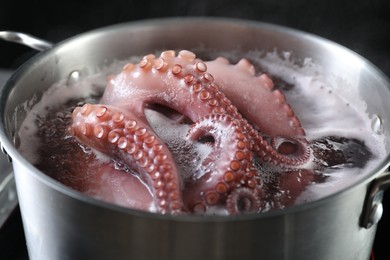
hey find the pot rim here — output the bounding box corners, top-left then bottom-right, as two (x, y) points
(1, 16), (390, 222)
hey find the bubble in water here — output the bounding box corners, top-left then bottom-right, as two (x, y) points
(67, 70), (81, 86)
(371, 114), (383, 134)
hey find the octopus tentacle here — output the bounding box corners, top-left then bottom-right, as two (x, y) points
(250, 130), (311, 167)
(68, 49), (318, 215)
(270, 169), (316, 208)
(206, 57), (305, 137)
(210, 115), (310, 168)
(70, 103), (183, 214)
(205, 57), (311, 167)
(183, 114), (259, 213)
(101, 50), (241, 124)
(226, 187), (262, 214)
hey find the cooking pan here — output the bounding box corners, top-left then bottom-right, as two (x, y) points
(0, 17), (390, 260)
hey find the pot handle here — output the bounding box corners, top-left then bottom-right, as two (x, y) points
(0, 31), (53, 51)
(361, 171), (390, 228)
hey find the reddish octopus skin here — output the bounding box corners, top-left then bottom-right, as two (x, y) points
(270, 169), (315, 209)
(70, 50), (312, 215)
(68, 162), (154, 211)
(101, 50), (239, 123)
(85, 163), (154, 211)
(70, 103), (183, 214)
(205, 57), (311, 167)
(206, 57), (305, 137)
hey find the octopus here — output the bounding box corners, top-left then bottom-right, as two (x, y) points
(67, 50), (349, 215)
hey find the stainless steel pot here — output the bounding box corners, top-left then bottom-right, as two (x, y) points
(1, 17), (390, 260)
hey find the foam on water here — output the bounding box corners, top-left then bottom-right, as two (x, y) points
(257, 52), (372, 139)
(16, 49), (388, 209)
(17, 67), (116, 164)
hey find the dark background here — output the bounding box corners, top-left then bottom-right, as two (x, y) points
(0, 0), (389, 259)
(0, 0), (389, 75)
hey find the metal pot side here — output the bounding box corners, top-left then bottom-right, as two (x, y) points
(1, 17), (390, 260)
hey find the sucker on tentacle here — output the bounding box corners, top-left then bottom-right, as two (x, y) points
(70, 103), (183, 214)
(269, 136), (311, 166)
(226, 187), (262, 214)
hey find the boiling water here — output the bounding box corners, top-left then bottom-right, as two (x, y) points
(16, 50), (387, 214)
